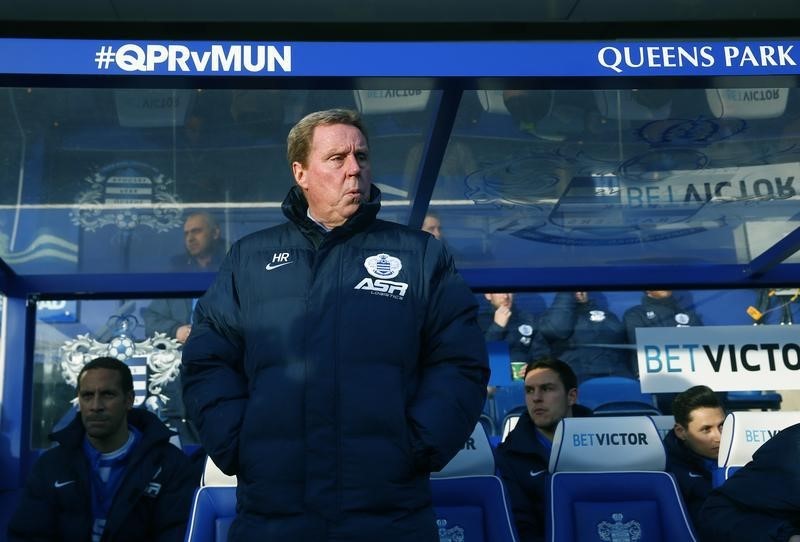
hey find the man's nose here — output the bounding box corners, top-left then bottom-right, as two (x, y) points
(344, 153), (361, 174)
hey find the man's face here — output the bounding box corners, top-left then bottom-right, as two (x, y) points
(184, 215), (220, 260)
(675, 406), (725, 459)
(422, 215), (442, 240)
(524, 368), (576, 433)
(485, 292), (514, 310)
(78, 368), (133, 450)
(646, 290), (673, 299)
(292, 123), (372, 228)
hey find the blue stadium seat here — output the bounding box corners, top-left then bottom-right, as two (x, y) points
(547, 416), (697, 542)
(489, 382), (525, 434)
(649, 414), (675, 441)
(713, 410), (800, 487)
(723, 390), (782, 411)
(578, 376), (660, 416)
(431, 422), (518, 541)
(201, 456), (237, 487)
(184, 486), (236, 542)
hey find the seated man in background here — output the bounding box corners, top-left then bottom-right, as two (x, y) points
(494, 358), (592, 542)
(421, 212), (442, 240)
(699, 422), (800, 542)
(663, 385), (725, 527)
(538, 291), (633, 384)
(479, 292), (549, 379)
(169, 211), (226, 272)
(624, 290), (702, 413)
(8, 356), (196, 542)
(623, 290), (702, 343)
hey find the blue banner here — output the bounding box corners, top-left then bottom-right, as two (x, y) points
(2, 39), (800, 77)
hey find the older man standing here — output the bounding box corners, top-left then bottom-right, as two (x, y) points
(181, 108), (489, 542)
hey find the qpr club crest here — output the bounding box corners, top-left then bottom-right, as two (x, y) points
(597, 513), (642, 542)
(70, 161), (183, 232)
(436, 519), (465, 542)
(589, 310), (607, 322)
(59, 315), (183, 412)
(364, 253), (402, 279)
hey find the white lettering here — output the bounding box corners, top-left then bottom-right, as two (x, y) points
(354, 277), (408, 298)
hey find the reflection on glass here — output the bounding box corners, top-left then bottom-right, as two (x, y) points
(0, 85), (798, 276)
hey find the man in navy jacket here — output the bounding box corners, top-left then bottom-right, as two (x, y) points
(662, 385), (725, 528)
(494, 358), (592, 542)
(8, 356), (196, 542)
(181, 109), (489, 542)
(538, 291), (632, 383)
(699, 422), (800, 542)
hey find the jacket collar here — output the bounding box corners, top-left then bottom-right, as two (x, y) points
(50, 407), (174, 452)
(282, 184), (381, 243)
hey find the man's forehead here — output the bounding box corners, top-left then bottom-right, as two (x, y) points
(79, 368), (123, 389)
(184, 216), (209, 231)
(311, 123), (367, 148)
(525, 368), (562, 387)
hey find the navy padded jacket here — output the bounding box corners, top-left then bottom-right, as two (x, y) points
(699, 423), (800, 542)
(181, 185), (489, 540)
(8, 408), (196, 542)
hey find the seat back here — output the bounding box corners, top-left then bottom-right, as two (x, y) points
(547, 416), (696, 542)
(714, 410), (800, 487)
(432, 421), (495, 478)
(501, 412), (521, 443)
(490, 381), (525, 432)
(578, 376), (660, 416)
(430, 421), (518, 541)
(649, 415), (676, 441)
(550, 415), (665, 473)
(184, 486), (237, 542)
(201, 456), (237, 487)
(486, 340), (514, 387)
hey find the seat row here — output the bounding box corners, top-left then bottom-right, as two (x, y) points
(184, 410), (800, 542)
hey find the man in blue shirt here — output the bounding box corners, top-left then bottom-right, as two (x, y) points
(8, 356), (196, 542)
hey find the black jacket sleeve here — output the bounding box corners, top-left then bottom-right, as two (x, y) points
(407, 240), (490, 472)
(181, 249), (248, 475)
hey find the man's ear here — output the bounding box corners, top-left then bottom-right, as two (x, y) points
(292, 161), (307, 189)
(567, 387), (577, 407)
(674, 423), (688, 441)
(125, 390), (135, 410)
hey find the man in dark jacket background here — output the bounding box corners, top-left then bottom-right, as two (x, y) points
(662, 384), (725, 529)
(699, 422), (800, 542)
(181, 108), (490, 542)
(623, 290), (702, 344)
(538, 291), (633, 384)
(494, 358), (592, 542)
(8, 356), (196, 542)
